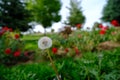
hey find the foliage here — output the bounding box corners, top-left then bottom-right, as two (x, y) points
(0, 0), (32, 31)
(0, 24), (120, 79)
(22, 26), (120, 54)
(51, 27), (119, 53)
(0, 63), (55, 80)
(0, 27), (29, 65)
(101, 0), (120, 23)
(0, 1), (120, 79)
(66, 0), (85, 27)
(0, 48), (120, 80)
(26, 0), (61, 28)
(59, 26), (73, 39)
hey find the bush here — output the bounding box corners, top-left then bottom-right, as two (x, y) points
(0, 26), (29, 66)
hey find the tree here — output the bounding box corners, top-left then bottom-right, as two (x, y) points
(27, 0), (61, 28)
(0, 0), (32, 32)
(101, 0), (120, 23)
(66, 0), (85, 27)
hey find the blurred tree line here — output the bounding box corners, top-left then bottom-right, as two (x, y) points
(0, 0), (119, 32)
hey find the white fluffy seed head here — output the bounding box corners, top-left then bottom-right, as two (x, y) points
(38, 36), (52, 50)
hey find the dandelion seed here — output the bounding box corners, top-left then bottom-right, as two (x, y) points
(38, 36), (52, 50)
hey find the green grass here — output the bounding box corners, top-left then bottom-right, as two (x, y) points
(22, 33), (60, 50)
(22, 34), (41, 40)
(22, 34), (41, 50)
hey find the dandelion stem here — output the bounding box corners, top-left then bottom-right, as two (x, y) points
(47, 50), (61, 80)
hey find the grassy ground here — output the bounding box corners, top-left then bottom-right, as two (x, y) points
(22, 34), (41, 50)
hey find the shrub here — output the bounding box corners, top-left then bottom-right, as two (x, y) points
(0, 26), (28, 66)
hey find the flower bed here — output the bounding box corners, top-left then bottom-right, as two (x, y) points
(0, 26), (34, 66)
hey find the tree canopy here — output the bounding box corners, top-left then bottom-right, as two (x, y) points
(0, 0), (32, 31)
(66, 0), (85, 27)
(27, 0), (61, 28)
(101, 0), (120, 23)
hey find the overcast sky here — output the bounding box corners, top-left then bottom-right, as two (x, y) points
(33, 0), (107, 33)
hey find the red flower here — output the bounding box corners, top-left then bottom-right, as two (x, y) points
(111, 20), (120, 26)
(24, 51), (29, 56)
(14, 34), (20, 39)
(74, 47), (79, 55)
(14, 50), (21, 57)
(99, 24), (103, 28)
(0, 27), (13, 36)
(52, 48), (58, 54)
(9, 28), (13, 32)
(101, 26), (108, 31)
(2, 26), (9, 31)
(65, 48), (69, 53)
(2, 26), (13, 32)
(0, 30), (5, 36)
(76, 24), (81, 28)
(5, 48), (11, 54)
(99, 30), (106, 35)
(99, 24), (108, 30)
